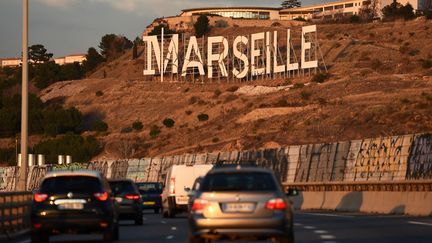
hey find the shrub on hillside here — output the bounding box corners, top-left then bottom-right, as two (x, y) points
(91, 120), (108, 132)
(194, 15), (209, 38)
(226, 86), (239, 92)
(34, 134), (101, 164)
(149, 126), (161, 138)
(121, 127), (133, 133)
(95, 90), (104, 97)
(163, 118), (175, 128)
(300, 90), (312, 100)
(213, 89), (222, 98)
(132, 121), (143, 131)
(311, 72), (330, 83)
(421, 59), (432, 69)
(197, 113), (209, 122)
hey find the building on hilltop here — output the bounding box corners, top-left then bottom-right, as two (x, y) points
(54, 54), (86, 65)
(180, 6), (281, 20)
(1, 54), (86, 68)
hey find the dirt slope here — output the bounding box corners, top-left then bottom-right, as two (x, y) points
(38, 20), (432, 159)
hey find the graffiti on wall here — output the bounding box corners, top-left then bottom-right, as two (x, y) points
(1, 133), (431, 191)
(407, 134), (432, 180)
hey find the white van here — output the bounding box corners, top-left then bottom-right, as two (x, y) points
(162, 164), (213, 217)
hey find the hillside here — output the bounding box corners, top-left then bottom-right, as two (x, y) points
(39, 20), (432, 160)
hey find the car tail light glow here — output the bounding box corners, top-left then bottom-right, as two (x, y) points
(191, 199), (208, 212)
(169, 178), (175, 194)
(266, 198), (286, 210)
(94, 192), (109, 201)
(125, 194), (140, 200)
(34, 193), (48, 203)
(160, 193), (163, 197)
(33, 223), (42, 229)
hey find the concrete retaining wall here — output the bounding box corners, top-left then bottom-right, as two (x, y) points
(1, 133), (431, 191)
(291, 191), (432, 216)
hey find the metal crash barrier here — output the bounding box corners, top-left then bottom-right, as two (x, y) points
(0, 192), (32, 240)
(283, 180), (432, 192)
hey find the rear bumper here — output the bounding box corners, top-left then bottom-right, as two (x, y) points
(31, 215), (114, 234)
(118, 204), (142, 219)
(189, 214), (292, 239)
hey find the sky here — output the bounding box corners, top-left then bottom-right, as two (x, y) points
(0, 0), (322, 58)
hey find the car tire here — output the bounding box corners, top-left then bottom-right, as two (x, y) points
(168, 208), (176, 218)
(103, 229), (116, 242)
(154, 208), (160, 214)
(277, 234), (294, 243)
(135, 212), (144, 225)
(188, 235), (206, 243)
(31, 232), (49, 243)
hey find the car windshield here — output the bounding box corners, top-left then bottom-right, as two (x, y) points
(109, 181), (136, 194)
(200, 172), (277, 192)
(40, 176), (102, 194)
(136, 183), (162, 193)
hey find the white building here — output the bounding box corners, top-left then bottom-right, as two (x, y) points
(1, 58), (22, 68)
(54, 54), (86, 65)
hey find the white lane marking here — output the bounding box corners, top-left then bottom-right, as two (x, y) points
(171, 226), (177, 230)
(408, 221), (432, 227)
(314, 230), (328, 234)
(17, 240), (30, 243)
(161, 220), (167, 224)
(294, 223), (303, 226)
(304, 212), (354, 218)
(166, 235), (174, 240)
(320, 235), (336, 239)
(304, 226), (316, 229)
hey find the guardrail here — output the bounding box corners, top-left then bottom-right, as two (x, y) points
(283, 180), (432, 192)
(0, 192), (32, 240)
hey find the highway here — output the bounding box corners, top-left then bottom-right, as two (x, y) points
(9, 210), (432, 243)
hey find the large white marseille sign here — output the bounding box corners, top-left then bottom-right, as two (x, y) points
(143, 25), (318, 79)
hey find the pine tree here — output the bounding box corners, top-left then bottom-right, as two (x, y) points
(281, 0), (301, 9)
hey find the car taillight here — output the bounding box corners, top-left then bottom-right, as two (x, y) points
(266, 198), (286, 210)
(94, 192), (109, 201)
(191, 199), (208, 212)
(34, 193), (48, 203)
(125, 194), (140, 200)
(160, 193), (163, 197)
(169, 178), (175, 194)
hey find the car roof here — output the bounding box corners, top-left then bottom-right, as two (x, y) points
(43, 170), (103, 179)
(208, 165), (273, 174)
(108, 179), (134, 183)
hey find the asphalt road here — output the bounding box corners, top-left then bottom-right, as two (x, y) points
(10, 210), (432, 243)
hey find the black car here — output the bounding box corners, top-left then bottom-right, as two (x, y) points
(136, 182), (163, 213)
(31, 170), (119, 243)
(109, 179), (143, 225)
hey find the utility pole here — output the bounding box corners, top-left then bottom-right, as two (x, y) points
(17, 0), (29, 191)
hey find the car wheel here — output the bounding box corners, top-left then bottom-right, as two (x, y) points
(103, 229), (115, 242)
(168, 208), (176, 218)
(277, 234), (294, 243)
(135, 212), (144, 225)
(31, 232), (49, 243)
(189, 235), (206, 243)
(154, 208), (160, 214)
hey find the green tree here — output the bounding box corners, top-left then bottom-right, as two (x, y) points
(32, 61), (61, 89)
(382, 1), (415, 20)
(99, 34), (133, 60)
(134, 36), (144, 45)
(194, 15), (209, 38)
(28, 44), (53, 64)
(132, 42), (138, 60)
(60, 62), (84, 80)
(148, 23), (177, 36)
(281, 0), (301, 8)
(82, 47), (105, 73)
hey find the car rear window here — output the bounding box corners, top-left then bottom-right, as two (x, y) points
(200, 172), (277, 192)
(40, 176), (103, 194)
(109, 181), (137, 194)
(136, 183), (162, 193)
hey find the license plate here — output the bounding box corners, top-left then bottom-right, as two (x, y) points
(176, 196), (188, 204)
(222, 203), (255, 213)
(58, 203), (84, 210)
(143, 201), (155, 205)
(115, 197), (123, 203)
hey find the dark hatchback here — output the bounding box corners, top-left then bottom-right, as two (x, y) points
(31, 170), (119, 243)
(136, 182), (163, 213)
(109, 179), (143, 225)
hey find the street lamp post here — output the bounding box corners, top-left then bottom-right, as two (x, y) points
(17, 0), (29, 191)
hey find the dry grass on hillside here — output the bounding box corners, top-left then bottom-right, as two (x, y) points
(29, 20), (432, 159)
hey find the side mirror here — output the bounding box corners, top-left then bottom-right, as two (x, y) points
(286, 188), (300, 197)
(184, 187), (191, 192)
